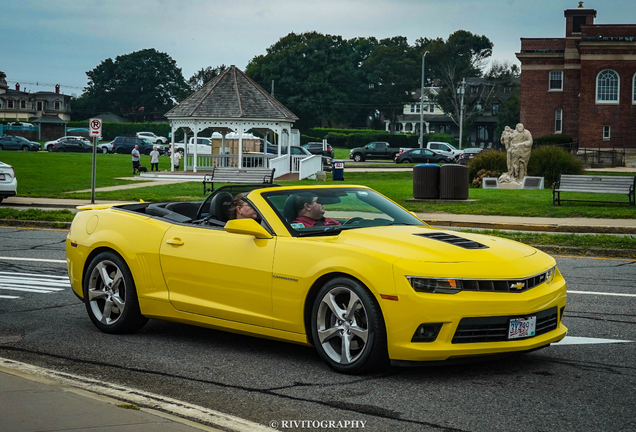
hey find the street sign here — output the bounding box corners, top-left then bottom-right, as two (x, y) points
(89, 118), (102, 137)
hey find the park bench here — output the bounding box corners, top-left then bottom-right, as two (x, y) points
(552, 174), (635, 206)
(203, 167), (276, 193)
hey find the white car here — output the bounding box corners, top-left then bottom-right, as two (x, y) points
(44, 136), (91, 152)
(426, 141), (464, 162)
(136, 132), (167, 144)
(0, 161), (17, 203)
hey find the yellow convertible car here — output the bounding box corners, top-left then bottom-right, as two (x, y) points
(66, 184), (567, 374)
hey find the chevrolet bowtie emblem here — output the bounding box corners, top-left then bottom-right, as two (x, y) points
(510, 282), (525, 290)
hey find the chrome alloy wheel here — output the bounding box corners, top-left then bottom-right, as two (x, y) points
(316, 287), (369, 365)
(87, 260), (126, 325)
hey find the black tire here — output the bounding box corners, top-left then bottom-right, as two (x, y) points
(145, 149), (152, 155)
(83, 251), (148, 334)
(47, 145), (54, 152)
(116, 148), (125, 154)
(311, 277), (388, 374)
(353, 154), (364, 162)
(403, 158), (412, 164)
(57, 147), (65, 152)
(102, 147), (108, 154)
(21, 145), (29, 151)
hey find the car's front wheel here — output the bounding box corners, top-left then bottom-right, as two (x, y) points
(311, 277), (388, 374)
(21, 145), (29, 151)
(83, 251), (148, 334)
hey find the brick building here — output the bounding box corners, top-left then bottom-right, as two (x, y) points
(516, 4), (636, 148)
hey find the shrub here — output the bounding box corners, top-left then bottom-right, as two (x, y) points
(467, 149), (507, 180)
(527, 146), (584, 187)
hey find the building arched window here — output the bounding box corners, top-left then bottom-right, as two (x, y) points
(596, 69), (619, 103)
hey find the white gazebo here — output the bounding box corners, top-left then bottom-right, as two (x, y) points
(165, 66), (300, 176)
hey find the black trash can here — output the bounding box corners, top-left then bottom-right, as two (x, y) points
(332, 160), (345, 181)
(413, 164), (440, 199)
(439, 164), (469, 200)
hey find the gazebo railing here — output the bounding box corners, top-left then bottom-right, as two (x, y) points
(184, 153), (277, 171)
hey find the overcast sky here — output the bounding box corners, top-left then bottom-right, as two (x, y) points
(1, 0), (633, 95)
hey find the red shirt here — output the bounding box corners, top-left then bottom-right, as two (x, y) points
(292, 216), (341, 227)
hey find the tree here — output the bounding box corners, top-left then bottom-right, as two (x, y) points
(246, 32), (362, 130)
(84, 48), (188, 121)
(362, 37), (419, 133)
(187, 65), (227, 93)
(495, 93), (520, 139)
(417, 31), (494, 142)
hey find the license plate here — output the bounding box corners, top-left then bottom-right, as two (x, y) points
(0, 174), (5, 180)
(508, 316), (536, 339)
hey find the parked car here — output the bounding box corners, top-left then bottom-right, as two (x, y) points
(349, 141), (400, 162)
(45, 136), (91, 152)
(0, 135), (41, 151)
(66, 184), (567, 374)
(425, 141), (463, 162)
(97, 141), (114, 154)
(111, 136), (154, 155)
(136, 132), (167, 144)
(302, 142), (335, 158)
(394, 148), (451, 164)
(458, 148), (483, 165)
(0, 161), (17, 203)
(49, 137), (93, 153)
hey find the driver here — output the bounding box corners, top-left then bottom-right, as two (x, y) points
(230, 192), (259, 220)
(292, 195), (341, 227)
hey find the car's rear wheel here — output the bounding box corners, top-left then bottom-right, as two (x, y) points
(311, 277), (388, 374)
(102, 147), (108, 154)
(353, 154), (364, 162)
(57, 147), (65, 152)
(83, 251), (148, 334)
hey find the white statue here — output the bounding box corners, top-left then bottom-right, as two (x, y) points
(499, 123), (532, 184)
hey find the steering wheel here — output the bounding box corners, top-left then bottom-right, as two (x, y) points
(343, 217), (364, 225)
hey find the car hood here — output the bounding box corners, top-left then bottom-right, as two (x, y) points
(331, 225), (537, 265)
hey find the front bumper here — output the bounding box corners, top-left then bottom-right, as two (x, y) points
(381, 272), (568, 362)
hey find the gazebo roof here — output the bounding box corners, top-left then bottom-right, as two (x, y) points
(166, 65), (298, 121)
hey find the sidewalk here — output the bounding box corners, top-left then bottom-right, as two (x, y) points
(0, 363), (222, 432)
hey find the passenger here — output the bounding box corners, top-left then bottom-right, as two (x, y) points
(292, 195), (341, 227)
(230, 193), (259, 220)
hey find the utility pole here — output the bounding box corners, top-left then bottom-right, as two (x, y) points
(458, 77), (466, 150)
(419, 51), (429, 148)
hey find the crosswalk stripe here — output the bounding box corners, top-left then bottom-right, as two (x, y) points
(0, 272), (71, 298)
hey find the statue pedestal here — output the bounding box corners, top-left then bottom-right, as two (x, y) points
(498, 181), (521, 190)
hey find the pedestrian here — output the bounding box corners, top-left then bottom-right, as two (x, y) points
(131, 145), (140, 175)
(150, 146), (160, 171)
(172, 149), (182, 171)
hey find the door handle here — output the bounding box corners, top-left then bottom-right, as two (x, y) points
(166, 238), (185, 246)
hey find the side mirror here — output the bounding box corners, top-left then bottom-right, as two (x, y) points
(224, 218), (273, 239)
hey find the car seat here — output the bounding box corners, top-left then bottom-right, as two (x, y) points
(208, 192), (233, 222)
(282, 195), (298, 223)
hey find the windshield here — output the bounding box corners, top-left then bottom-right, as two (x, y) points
(262, 188), (425, 237)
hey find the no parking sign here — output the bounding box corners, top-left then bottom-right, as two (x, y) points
(89, 118), (102, 137)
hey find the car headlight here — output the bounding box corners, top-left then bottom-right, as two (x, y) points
(545, 266), (557, 284)
(407, 277), (461, 294)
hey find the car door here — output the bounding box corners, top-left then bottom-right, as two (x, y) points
(7, 137), (19, 150)
(159, 224), (276, 327)
(65, 139), (80, 152)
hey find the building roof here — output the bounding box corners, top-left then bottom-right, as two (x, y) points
(32, 115), (67, 124)
(87, 112), (130, 123)
(166, 65), (298, 121)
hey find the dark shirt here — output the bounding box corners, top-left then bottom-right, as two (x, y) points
(292, 215), (341, 227)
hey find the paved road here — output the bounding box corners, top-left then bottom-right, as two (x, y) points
(0, 227), (634, 431)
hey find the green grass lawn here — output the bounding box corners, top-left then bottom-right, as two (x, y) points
(1, 151), (634, 220)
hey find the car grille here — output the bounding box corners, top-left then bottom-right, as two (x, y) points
(458, 269), (554, 293)
(452, 307), (558, 344)
(415, 232), (488, 249)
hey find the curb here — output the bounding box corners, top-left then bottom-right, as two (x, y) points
(0, 219), (71, 229)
